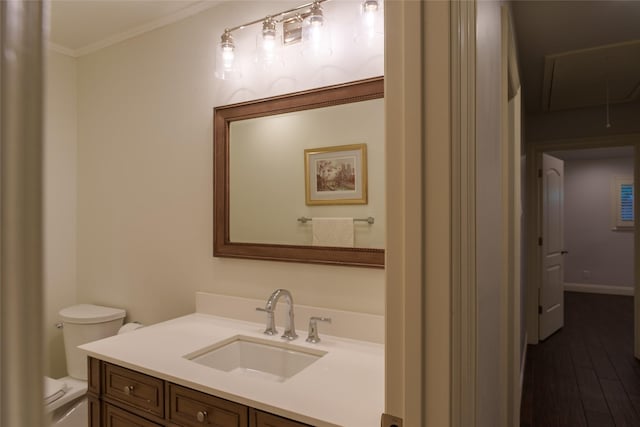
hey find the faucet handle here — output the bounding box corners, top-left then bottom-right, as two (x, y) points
(256, 307), (277, 335)
(306, 316), (332, 343)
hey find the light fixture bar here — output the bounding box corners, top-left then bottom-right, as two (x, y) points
(223, 0), (328, 34)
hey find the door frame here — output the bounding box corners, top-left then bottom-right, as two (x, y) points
(525, 134), (640, 358)
(502, 7), (523, 427)
(0, 1), (46, 426)
(386, 1), (525, 426)
(384, 0), (427, 425)
(384, 0), (454, 425)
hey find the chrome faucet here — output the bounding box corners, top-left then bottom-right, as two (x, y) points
(306, 316), (331, 343)
(256, 289), (298, 340)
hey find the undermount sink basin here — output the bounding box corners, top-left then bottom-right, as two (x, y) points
(184, 335), (327, 382)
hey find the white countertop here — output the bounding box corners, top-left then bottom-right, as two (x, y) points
(80, 313), (384, 427)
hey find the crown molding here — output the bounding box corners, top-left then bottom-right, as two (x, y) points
(50, 0), (220, 58)
(47, 42), (77, 57)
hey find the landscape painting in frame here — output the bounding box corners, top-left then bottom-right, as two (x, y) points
(304, 144), (367, 205)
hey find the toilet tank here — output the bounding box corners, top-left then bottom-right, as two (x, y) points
(59, 304), (126, 380)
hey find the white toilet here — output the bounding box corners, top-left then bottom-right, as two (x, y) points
(44, 304), (126, 427)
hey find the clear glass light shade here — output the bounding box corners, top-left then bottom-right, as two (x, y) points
(355, 0), (384, 45)
(301, 4), (332, 57)
(254, 18), (283, 70)
(215, 32), (241, 80)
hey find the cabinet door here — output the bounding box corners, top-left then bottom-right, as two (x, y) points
(249, 409), (313, 427)
(104, 403), (163, 427)
(167, 383), (248, 427)
(88, 395), (101, 427)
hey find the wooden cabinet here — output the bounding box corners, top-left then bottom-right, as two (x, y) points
(88, 358), (314, 427)
(104, 403), (163, 427)
(249, 409), (311, 427)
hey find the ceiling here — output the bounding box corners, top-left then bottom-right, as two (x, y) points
(48, 1), (640, 112)
(49, 0), (220, 56)
(511, 1), (640, 114)
(550, 146), (634, 161)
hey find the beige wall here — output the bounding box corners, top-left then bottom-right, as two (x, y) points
(74, 1), (385, 329)
(44, 50), (78, 378)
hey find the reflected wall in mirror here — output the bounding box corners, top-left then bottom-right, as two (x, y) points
(214, 77), (384, 267)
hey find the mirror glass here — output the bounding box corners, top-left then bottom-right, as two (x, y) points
(214, 77), (384, 267)
(229, 98), (384, 248)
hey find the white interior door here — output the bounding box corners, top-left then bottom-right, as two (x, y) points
(539, 153), (565, 340)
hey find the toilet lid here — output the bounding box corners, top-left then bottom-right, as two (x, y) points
(59, 304), (125, 324)
(44, 377), (66, 406)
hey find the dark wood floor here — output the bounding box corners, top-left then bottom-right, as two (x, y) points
(521, 291), (640, 427)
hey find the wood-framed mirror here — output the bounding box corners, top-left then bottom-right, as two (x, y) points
(213, 77), (384, 268)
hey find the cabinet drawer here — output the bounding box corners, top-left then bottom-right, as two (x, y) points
(250, 409), (313, 427)
(167, 383), (248, 427)
(104, 403), (163, 427)
(104, 363), (164, 417)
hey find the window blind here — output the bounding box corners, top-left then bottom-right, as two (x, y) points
(620, 183), (633, 222)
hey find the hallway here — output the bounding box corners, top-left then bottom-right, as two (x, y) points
(521, 292), (640, 426)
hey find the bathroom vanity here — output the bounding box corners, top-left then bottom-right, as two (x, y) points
(80, 293), (384, 427)
(87, 357), (310, 426)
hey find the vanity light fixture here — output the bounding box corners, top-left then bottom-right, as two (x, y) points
(214, 0), (382, 79)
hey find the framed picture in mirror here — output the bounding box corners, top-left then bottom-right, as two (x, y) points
(304, 143), (367, 205)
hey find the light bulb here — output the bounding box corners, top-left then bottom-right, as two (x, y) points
(262, 18), (277, 55)
(221, 47), (234, 70)
(355, 0), (383, 46)
(308, 24), (323, 43)
(220, 30), (235, 69)
(216, 30), (240, 80)
(302, 1), (331, 56)
(362, 0), (379, 14)
(306, 2), (325, 30)
(363, 1), (378, 28)
(255, 17), (282, 69)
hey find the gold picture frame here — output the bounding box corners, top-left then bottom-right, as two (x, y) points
(304, 143), (368, 205)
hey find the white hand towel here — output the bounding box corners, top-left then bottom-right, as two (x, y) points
(312, 217), (354, 247)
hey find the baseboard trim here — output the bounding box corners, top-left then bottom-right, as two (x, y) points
(564, 282), (635, 296)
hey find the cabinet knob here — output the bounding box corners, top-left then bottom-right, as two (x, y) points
(123, 385), (134, 395)
(196, 410), (208, 422)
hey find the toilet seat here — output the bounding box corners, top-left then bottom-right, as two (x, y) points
(44, 376), (88, 413)
(44, 377), (66, 406)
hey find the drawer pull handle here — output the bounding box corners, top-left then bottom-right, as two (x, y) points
(123, 385), (134, 395)
(196, 410), (208, 422)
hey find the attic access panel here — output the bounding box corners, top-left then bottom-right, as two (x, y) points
(542, 40), (640, 112)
